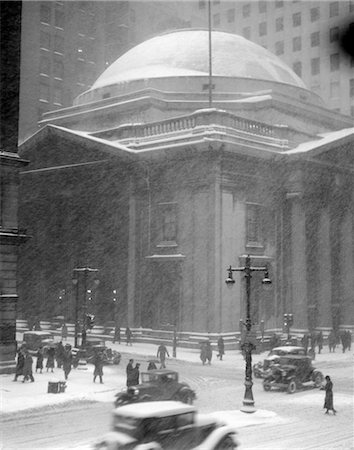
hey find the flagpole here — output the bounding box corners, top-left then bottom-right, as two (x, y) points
(208, 0), (213, 108)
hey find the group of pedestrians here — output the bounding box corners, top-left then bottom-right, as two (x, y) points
(200, 335), (225, 365)
(112, 326), (133, 345)
(126, 358), (140, 387)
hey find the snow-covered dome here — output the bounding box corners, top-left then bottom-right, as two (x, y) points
(76, 29), (314, 106)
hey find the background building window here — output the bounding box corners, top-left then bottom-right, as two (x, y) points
(329, 2), (339, 17)
(311, 57), (320, 75)
(275, 41), (284, 55)
(311, 31), (320, 47)
(293, 12), (301, 27)
(39, 83), (50, 102)
(292, 36), (301, 51)
(259, 22), (267, 36)
(53, 85), (63, 104)
(275, 0), (283, 7)
(40, 4), (51, 24)
(54, 34), (64, 53)
(40, 31), (51, 50)
(330, 53), (340, 71)
(329, 27), (339, 42)
(158, 203), (177, 243)
(76, 60), (86, 84)
(275, 17), (284, 32)
(40, 55), (50, 75)
(242, 3), (251, 17)
(243, 27), (251, 39)
(199, 0), (206, 9)
(293, 61), (302, 77)
(53, 59), (64, 79)
(227, 8), (235, 23)
(310, 7), (320, 22)
(259, 1), (267, 13)
(213, 13), (220, 26)
(350, 79), (354, 97)
(246, 204), (262, 245)
(54, 6), (64, 28)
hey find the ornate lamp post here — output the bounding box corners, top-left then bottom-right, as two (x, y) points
(225, 254), (271, 413)
(72, 267), (99, 348)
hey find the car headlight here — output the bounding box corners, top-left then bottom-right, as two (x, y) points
(134, 389), (139, 395)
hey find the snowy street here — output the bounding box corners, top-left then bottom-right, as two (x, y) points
(1, 339), (353, 449)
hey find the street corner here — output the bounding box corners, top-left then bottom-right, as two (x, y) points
(209, 408), (286, 429)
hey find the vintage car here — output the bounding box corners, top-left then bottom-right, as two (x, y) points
(22, 331), (54, 351)
(262, 355), (324, 394)
(253, 346), (306, 378)
(114, 369), (196, 408)
(95, 401), (238, 450)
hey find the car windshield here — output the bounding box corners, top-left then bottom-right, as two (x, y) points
(113, 415), (141, 437)
(141, 372), (159, 383)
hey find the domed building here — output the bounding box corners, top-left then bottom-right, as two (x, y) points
(19, 30), (354, 337)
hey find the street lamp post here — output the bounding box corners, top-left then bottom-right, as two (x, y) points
(225, 254), (271, 413)
(72, 267), (99, 348)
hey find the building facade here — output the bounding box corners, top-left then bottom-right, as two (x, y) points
(18, 30), (354, 334)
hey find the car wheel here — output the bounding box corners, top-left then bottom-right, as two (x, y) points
(263, 381), (271, 391)
(287, 380), (297, 394)
(216, 435), (236, 450)
(180, 392), (194, 404)
(313, 372), (323, 387)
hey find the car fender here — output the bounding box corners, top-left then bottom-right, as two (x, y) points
(135, 442), (162, 450)
(192, 425), (238, 449)
(177, 385), (196, 398)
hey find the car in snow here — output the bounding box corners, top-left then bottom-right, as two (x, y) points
(22, 331), (54, 351)
(94, 401), (238, 450)
(114, 369), (196, 408)
(253, 346), (306, 378)
(262, 354), (323, 394)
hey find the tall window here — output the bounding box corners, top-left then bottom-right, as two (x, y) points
(54, 34), (64, 53)
(259, 22), (267, 36)
(53, 85), (63, 105)
(40, 3), (51, 24)
(158, 203), (177, 243)
(39, 83), (50, 102)
(198, 0), (206, 9)
(40, 55), (50, 75)
(40, 31), (51, 50)
(275, 17), (284, 32)
(227, 8), (235, 23)
(311, 57), (320, 75)
(246, 204), (262, 245)
(330, 53), (340, 71)
(53, 58), (64, 79)
(311, 31), (320, 47)
(293, 12), (301, 27)
(275, 0), (283, 7)
(242, 3), (251, 17)
(54, 5), (64, 28)
(310, 7), (320, 22)
(259, 1), (266, 13)
(292, 36), (301, 52)
(329, 27), (339, 43)
(275, 41), (284, 55)
(329, 2), (339, 17)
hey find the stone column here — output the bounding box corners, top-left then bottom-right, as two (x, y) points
(127, 177), (136, 326)
(317, 208), (332, 327)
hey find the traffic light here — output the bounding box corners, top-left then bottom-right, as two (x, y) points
(283, 313), (294, 327)
(85, 314), (95, 329)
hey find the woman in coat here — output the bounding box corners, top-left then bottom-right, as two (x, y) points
(22, 351), (35, 382)
(62, 344), (73, 380)
(93, 351), (105, 384)
(46, 346), (55, 372)
(217, 336), (225, 360)
(36, 346), (44, 373)
(13, 349), (25, 381)
(322, 375), (336, 414)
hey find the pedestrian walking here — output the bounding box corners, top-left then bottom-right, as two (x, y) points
(200, 341), (207, 365)
(346, 330), (352, 351)
(92, 351), (105, 384)
(22, 351), (35, 382)
(328, 330), (336, 353)
(206, 340), (212, 365)
(301, 333), (309, 354)
(113, 325), (121, 344)
(317, 331), (323, 354)
(56, 341), (65, 368)
(46, 346), (55, 372)
(13, 348), (25, 381)
(125, 327), (132, 346)
(321, 375), (336, 415)
(35, 346), (44, 373)
(61, 323), (68, 341)
(62, 343), (73, 380)
(132, 363), (140, 385)
(217, 335), (225, 360)
(157, 343), (170, 369)
(126, 358), (134, 387)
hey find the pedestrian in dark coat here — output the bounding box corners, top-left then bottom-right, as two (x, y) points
(328, 330), (336, 353)
(13, 349), (25, 381)
(346, 330), (352, 351)
(126, 359), (134, 387)
(200, 342), (207, 365)
(36, 346), (44, 373)
(301, 334), (309, 354)
(125, 327), (132, 346)
(113, 326), (121, 344)
(217, 336), (225, 360)
(317, 331), (323, 354)
(61, 323), (68, 341)
(22, 351), (35, 382)
(93, 351), (105, 383)
(157, 343), (170, 369)
(56, 341), (65, 368)
(46, 347), (55, 372)
(321, 375), (336, 414)
(62, 344), (73, 380)
(205, 341), (212, 365)
(131, 363), (140, 385)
